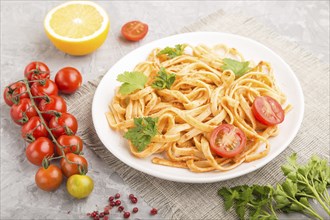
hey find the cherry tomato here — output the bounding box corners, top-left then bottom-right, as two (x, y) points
(252, 96), (285, 126)
(38, 95), (67, 121)
(31, 79), (58, 103)
(48, 113), (78, 138)
(21, 116), (48, 142)
(56, 135), (83, 156)
(3, 81), (29, 106)
(55, 67), (82, 94)
(210, 124), (246, 158)
(26, 137), (55, 166)
(24, 61), (50, 81)
(66, 174), (94, 199)
(121, 21), (148, 42)
(60, 153), (88, 178)
(35, 164), (63, 191)
(10, 98), (37, 125)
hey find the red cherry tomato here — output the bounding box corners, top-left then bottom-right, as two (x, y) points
(3, 81), (29, 106)
(252, 96), (285, 126)
(38, 95), (67, 121)
(56, 135), (83, 156)
(55, 67), (82, 94)
(24, 61), (50, 81)
(121, 21), (148, 42)
(10, 98), (37, 125)
(26, 137), (55, 166)
(35, 164), (63, 191)
(60, 153), (88, 178)
(48, 113), (78, 138)
(31, 79), (58, 103)
(210, 124), (246, 158)
(21, 116), (48, 142)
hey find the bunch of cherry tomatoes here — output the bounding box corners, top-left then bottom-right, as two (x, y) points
(3, 61), (93, 199)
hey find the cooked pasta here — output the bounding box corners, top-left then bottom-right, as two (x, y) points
(106, 44), (291, 172)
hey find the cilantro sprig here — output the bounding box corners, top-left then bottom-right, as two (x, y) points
(218, 153), (330, 220)
(124, 117), (158, 152)
(221, 58), (251, 78)
(151, 67), (176, 90)
(117, 71), (147, 95)
(157, 44), (186, 59)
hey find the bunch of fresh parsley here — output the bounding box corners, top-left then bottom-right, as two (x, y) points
(151, 67), (176, 90)
(218, 153), (330, 220)
(157, 44), (186, 59)
(124, 117), (158, 152)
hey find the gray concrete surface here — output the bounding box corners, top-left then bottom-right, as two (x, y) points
(1, 1), (329, 219)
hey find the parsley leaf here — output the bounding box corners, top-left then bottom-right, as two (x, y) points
(123, 117), (158, 152)
(219, 185), (276, 220)
(157, 44), (186, 59)
(117, 71), (147, 95)
(151, 67), (176, 90)
(221, 58), (251, 78)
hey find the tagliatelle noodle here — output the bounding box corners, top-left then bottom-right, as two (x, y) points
(106, 44), (291, 172)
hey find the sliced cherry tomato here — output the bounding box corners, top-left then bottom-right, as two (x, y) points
(60, 153), (88, 178)
(21, 116), (48, 142)
(10, 98), (37, 125)
(66, 174), (94, 199)
(121, 21), (148, 42)
(26, 137), (55, 166)
(3, 81), (29, 106)
(252, 96), (285, 126)
(38, 95), (67, 121)
(31, 79), (58, 103)
(24, 61), (50, 81)
(210, 124), (246, 158)
(56, 135), (83, 156)
(55, 67), (82, 94)
(48, 113), (78, 138)
(35, 164), (63, 191)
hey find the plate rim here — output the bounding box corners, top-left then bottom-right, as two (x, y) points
(92, 31), (304, 183)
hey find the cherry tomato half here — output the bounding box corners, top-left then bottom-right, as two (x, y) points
(21, 116), (48, 142)
(49, 113), (78, 138)
(121, 21), (148, 42)
(66, 174), (94, 199)
(38, 95), (67, 121)
(210, 124), (246, 158)
(35, 164), (63, 192)
(3, 81), (29, 106)
(56, 135), (83, 156)
(60, 153), (88, 178)
(31, 79), (58, 103)
(26, 137), (55, 166)
(10, 98), (37, 125)
(24, 61), (50, 81)
(55, 67), (82, 94)
(252, 96), (285, 126)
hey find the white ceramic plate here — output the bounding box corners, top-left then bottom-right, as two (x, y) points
(92, 32), (304, 183)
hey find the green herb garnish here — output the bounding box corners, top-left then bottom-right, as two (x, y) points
(221, 58), (251, 78)
(124, 117), (158, 152)
(218, 153), (330, 220)
(151, 67), (176, 90)
(117, 71), (147, 95)
(157, 44), (186, 59)
(218, 185), (277, 220)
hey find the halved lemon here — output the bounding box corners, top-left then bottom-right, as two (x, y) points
(44, 1), (110, 56)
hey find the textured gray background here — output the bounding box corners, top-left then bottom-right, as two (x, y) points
(1, 1), (329, 219)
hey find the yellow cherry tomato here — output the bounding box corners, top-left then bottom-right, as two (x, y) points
(66, 174), (94, 199)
